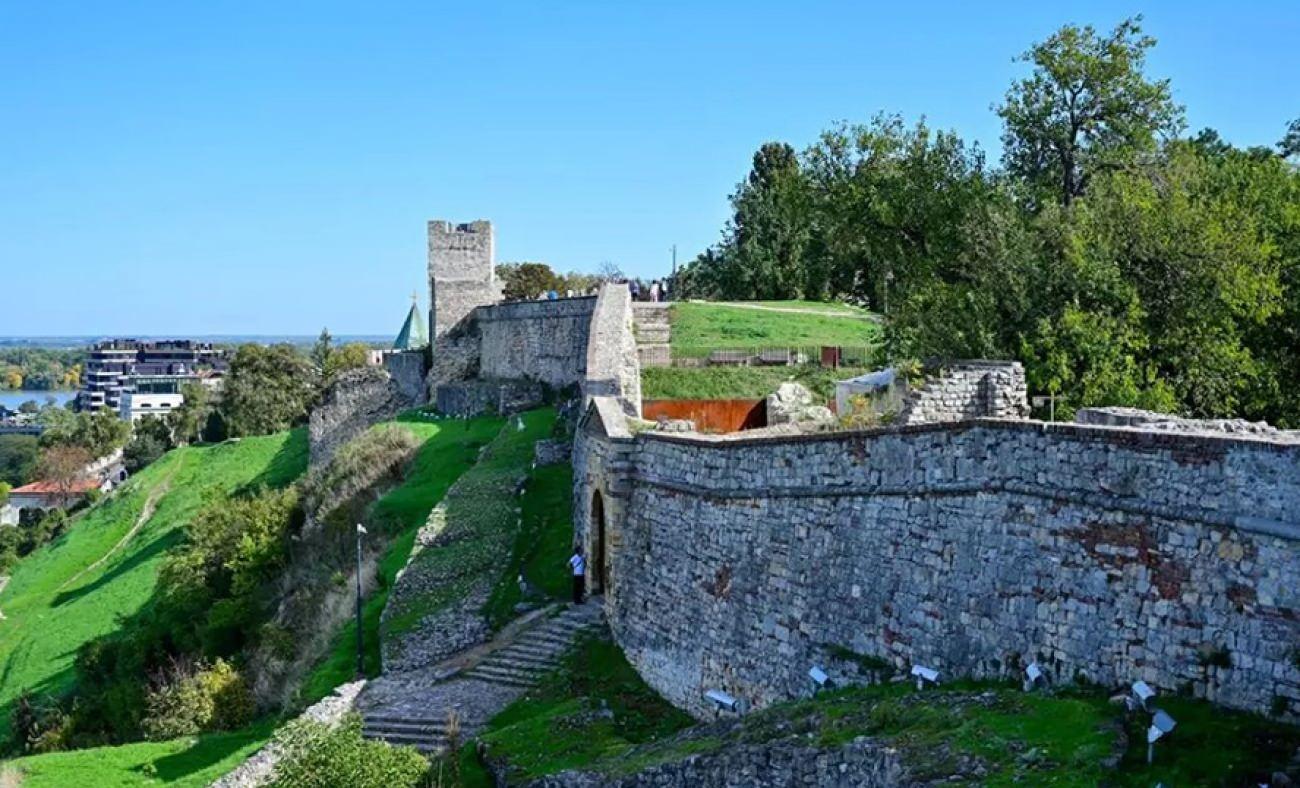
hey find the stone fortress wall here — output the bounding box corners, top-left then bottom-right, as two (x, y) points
(574, 396), (1300, 721)
(428, 220), (502, 340)
(476, 296), (598, 387)
(425, 219), (642, 418)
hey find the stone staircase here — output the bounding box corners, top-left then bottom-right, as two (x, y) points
(632, 302), (672, 368)
(463, 602), (604, 688)
(359, 602), (605, 754)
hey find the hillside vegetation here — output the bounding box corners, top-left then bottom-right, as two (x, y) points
(0, 431), (307, 742)
(464, 643), (1300, 786)
(6, 719), (277, 788)
(382, 408), (559, 660)
(299, 412), (505, 703)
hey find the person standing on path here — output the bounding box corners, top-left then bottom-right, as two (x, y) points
(569, 546), (586, 605)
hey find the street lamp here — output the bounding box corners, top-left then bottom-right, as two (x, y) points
(356, 523), (367, 679)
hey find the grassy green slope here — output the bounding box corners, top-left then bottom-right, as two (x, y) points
(0, 431), (307, 740)
(7, 718), (277, 788)
(669, 301), (880, 359)
(469, 657), (1300, 787)
(298, 412), (505, 704)
(382, 408), (556, 641)
(483, 458), (575, 626)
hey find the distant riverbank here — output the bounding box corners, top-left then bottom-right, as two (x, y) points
(0, 390), (75, 410)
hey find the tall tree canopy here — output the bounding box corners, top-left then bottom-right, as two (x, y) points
(221, 344), (318, 437)
(674, 18), (1300, 426)
(997, 16), (1183, 207)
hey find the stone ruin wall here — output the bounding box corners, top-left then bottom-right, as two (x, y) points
(575, 404), (1300, 720)
(382, 349), (428, 403)
(896, 360), (1029, 424)
(308, 366), (420, 467)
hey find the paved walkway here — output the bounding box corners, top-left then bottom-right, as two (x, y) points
(711, 301), (881, 321)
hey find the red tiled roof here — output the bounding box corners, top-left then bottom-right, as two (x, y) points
(10, 478), (100, 496)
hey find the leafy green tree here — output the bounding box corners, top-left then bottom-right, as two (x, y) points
(221, 344), (319, 437)
(0, 435), (39, 486)
(38, 409), (129, 458)
(498, 262), (563, 300)
(805, 116), (995, 311)
(1072, 143), (1283, 416)
(310, 328), (333, 375)
(1280, 118), (1300, 159)
(157, 487), (299, 655)
(168, 381), (211, 445)
(723, 142), (813, 300)
(324, 343), (372, 381)
(0, 480), (10, 506)
(124, 417), (174, 473)
(997, 16), (1183, 207)
(35, 445), (93, 508)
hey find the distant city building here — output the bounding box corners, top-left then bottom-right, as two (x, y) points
(78, 339), (226, 416)
(119, 391), (185, 422)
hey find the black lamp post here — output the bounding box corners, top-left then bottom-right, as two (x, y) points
(355, 522), (367, 679)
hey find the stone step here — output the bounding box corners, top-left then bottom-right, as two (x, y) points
(516, 634), (573, 651)
(362, 729), (447, 752)
(362, 719), (450, 735)
(635, 327), (670, 337)
(487, 650), (560, 668)
(464, 670), (536, 689)
(362, 714), (451, 728)
(477, 657), (551, 676)
(468, 662), (545, 681)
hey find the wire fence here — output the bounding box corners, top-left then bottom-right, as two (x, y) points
(673, 345), (883, 369)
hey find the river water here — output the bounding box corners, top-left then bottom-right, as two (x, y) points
(0, 390), (75, 410)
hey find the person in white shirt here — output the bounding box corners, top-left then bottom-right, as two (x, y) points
(569, 546), (586, 605)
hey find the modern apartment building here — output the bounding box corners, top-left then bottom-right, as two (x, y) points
(78, 339), (226, 415)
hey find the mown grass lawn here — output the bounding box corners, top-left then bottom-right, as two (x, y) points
(297, 412), (505, 705)
(669, 301), (880, 359)
(7, 718), (277, 787)
(641, 364), (873, 400)
(0, 431), (307, 743)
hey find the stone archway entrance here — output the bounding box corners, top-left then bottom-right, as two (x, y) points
(591, 490), (608, 594)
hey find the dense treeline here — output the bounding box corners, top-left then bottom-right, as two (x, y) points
(0, 348), (83, 390)
(675, 18), (1300, 425)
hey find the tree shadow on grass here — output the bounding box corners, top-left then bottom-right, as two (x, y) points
(235, 428), (309, 496)
(139, 719), (275, 784)
(50, 530), (182, 608)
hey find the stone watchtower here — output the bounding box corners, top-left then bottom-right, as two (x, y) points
(428, 220), (500, 339)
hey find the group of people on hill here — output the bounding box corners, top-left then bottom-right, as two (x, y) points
(627, 278), (668, 302)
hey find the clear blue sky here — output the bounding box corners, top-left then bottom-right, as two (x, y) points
(2, 1), (1296, 336)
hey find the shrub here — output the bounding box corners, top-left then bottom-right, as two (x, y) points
(8, 691), (74, 754)
(124, 416), (173, 473)
(269, 714), (429, 788)
(300, 424), (419, 524)
(141, 659), (254, 740)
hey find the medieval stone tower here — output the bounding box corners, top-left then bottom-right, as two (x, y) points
(427, 220), (500, 339)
